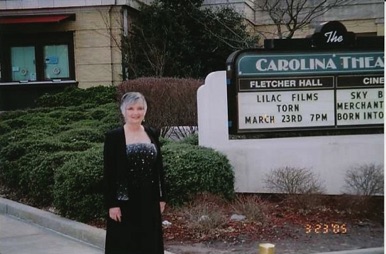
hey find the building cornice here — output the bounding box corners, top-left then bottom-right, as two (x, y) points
(0, 0), (153, 11)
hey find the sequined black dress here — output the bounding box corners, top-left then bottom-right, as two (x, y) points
(104, 127), (166, 254)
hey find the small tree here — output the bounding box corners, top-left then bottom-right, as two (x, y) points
(256, 0), (352, 39)
(344, 164), (384, 196)
(123, 0), (259, 79)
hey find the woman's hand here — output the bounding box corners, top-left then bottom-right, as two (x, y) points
(109, 207), (122, 222)
(160, 201), (166, 213)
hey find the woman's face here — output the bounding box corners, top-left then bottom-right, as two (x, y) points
(124, 100), (146, 125)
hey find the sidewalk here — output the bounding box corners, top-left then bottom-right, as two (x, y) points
(0, 197), (383, 254)
(0, 214), (102, 254)
(0, 197), (174, 254)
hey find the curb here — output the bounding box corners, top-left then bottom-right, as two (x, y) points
(314, 248), (384, 254)
(0, 197), (174, 254)
(0, 197), (105, 249)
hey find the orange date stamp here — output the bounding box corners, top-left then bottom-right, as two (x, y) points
(305, 223), (347, 234)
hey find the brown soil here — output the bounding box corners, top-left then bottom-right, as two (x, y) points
(162, 194), (384, 254)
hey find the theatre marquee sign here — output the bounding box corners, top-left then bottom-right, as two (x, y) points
(238, 51), (383, 129)
(226, 23), (384, 137)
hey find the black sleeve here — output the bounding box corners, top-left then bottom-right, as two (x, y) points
(103, 132), (120, 209)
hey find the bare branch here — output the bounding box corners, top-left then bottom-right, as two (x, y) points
(344, 164), (384, 196)
(264, 166), (325, 194)
(257, 0), (353, 38)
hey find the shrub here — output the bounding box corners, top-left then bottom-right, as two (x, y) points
(0, 97), (121, 214)
(36, 86), (118, 107)
(58, 127), (105, 143)
(1, 117), (27, 130)
(18, 113), (62, 131)
(0, 150), (50, 201)
(343, 163), (384, 196)
(231, 195), (268, 223)
(91, 103), (122, 133)
(0, 141), (27, 161)
(89, 102), (119, 121)
(162, 142), (235, 205)
(264, 166), (325, 195)
(0, 137), (51, 196)
(182, 195), (227, 235)
(53, 145), (104, 222)
(0, 136), (89, 206)
(0, 109), (26, 120)
(264, 166), (325, 209)
(46, 108), (93, 123)
(0, 159), (25, 195)
(26, 151), (75, 207)
(0, 122), (11, 135)
(178, 133), (199, 146)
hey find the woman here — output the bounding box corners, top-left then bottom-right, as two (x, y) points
(103, 92), (166, 254)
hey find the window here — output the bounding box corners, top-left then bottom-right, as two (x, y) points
(1, 32), (75, 83)
(11, 46), (36, 81)
(44, 45), (70, 80)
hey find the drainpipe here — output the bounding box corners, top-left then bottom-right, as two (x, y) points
(108, 3), (115, 86)
(122, 7), (128, 80)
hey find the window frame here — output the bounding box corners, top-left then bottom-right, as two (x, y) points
(0, 31), (75, 83)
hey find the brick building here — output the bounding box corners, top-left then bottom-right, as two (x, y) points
(0, 0), (148, 109)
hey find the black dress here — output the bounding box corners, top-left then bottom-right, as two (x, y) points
(104, 127), (166, 254)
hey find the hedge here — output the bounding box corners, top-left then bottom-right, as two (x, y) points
(53, 145), (105, 221)
(162, 142), (234, 206)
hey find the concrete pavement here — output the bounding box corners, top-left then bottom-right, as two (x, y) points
(0, 214), (102, 254)
(0, 197), (383, 254)
(0, 197), (174, 254)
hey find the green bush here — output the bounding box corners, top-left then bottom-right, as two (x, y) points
(0, 93), (120, 212)
(19, 114), (62, 130)
(50, 139), (235, 222)
(46, 108), (93, 123)
(0, 159), (24, 194)
(1, 142), (35, 198)
(1, 118), (27, 130)
(58, 127), (104, 143)
(26, 151), (75, 207)
(36, 86), (118, 107)
(53, 145), (105, 222)
(0, 135), (90, 206)
(162, 142), (235, 206)
(0, 110), (26, 120)
(0, 150), (49, 200)
(0, 122), (11, 135)
(179, 133), (199, 146)
(0, 141), (27, 161)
